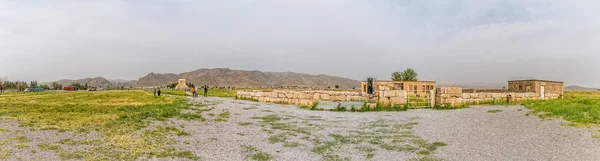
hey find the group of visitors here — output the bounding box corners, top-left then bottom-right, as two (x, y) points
(153, 87), (161, 97)
(151, 85), (209, 98)
(191, 85), (208, 98)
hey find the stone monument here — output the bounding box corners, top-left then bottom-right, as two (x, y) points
(175, 79), (189, 89)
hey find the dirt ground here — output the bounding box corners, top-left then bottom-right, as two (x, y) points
(2, 96), (600, 161)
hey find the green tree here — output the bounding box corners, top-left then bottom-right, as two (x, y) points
(72, 83), (83, 89)
(391, 68), (418, 81)
(39, 85), (50, 90)
(16, 81), (28, 91)
(391, 72), (403, 81)
(30, 81), (38, 88)
(51, 82), (62, 90)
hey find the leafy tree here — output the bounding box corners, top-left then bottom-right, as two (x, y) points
(186, 83), (195, 88)
(335, 85), (340, 89)
(391, 68), (418, 81)
(51, 82), (62, 90)
(391, 72), (403, 81)
(39, 85), (50, 90)
(30, 81), (38, 87)
(16, 81), (28, 91)
(166, 83), (177, 89)
(72, 83), (83, 89)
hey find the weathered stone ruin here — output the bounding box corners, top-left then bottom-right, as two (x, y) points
(237, 79), (564, 108)
(175, 79), (189, 90)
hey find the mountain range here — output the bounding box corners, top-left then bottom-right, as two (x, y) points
(41, 77), (137, 88)
(135, 68), (360, 88)
(42, 68), (361, 88)
(564, 85), (599, 91)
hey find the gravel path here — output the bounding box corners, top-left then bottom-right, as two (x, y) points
(177, 97), (600, 161)
(412, 105), (600, 161)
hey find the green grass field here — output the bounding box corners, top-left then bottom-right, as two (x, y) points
(522, 91), (600, 126)
(0, 90), (202, 160)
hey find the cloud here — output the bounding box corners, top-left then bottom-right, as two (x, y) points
(0, 0), (598, 87)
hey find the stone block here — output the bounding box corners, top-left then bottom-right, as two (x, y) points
(390, 96), (403, 105)
(297, 93), (307, 99)
(321, 94), (330, 100)
(378, 97), (390, 105)
(463, 93), (470, 99)
(516, 93), (524, 98)
(382, 90), (397, 97)
(491, 93), (501, 98)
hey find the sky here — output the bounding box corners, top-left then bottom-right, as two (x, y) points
(0, 0), (599, 87)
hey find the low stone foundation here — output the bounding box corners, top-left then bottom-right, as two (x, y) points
(236, 90), (368, 106)
(237, 89), (435, 108)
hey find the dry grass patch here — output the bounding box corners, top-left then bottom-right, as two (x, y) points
(0, 91), (201, 160)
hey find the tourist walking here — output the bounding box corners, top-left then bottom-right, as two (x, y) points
(157, 88), (161, 96)
(153, 87), (157, 96)
(195, 86), (199, 97)
(191, 87), (196, 98)
(203, 85), (208, 97)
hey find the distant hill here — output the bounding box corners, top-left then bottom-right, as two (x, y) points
(134, 68), (361, 88)
(42, 77), (137, 88)
(565, 85), (598, 91)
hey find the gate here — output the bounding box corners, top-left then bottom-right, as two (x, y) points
(406, 92), (432, 108)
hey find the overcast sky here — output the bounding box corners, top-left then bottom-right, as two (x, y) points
(1, 0), (599, 87)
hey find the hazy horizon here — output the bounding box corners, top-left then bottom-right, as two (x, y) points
(1, 0), (599, 87)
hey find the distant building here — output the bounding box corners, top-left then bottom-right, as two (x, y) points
(175, 79), (189, 90)
(360, 80), (436, 95)
(508, 79), (564, 98)
(64, 86), (76, 91)
(25, 88), (44, 92)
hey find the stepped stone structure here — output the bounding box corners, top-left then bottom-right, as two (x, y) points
(175, 79), (189, 90)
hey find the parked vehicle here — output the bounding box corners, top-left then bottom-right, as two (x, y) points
(24, 88), (44, 92)
(64, 86), (76, 91)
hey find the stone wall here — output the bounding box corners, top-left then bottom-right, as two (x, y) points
(239, 86), (561, 108)
(236, 89), (430, 107)
(463, 89), (510, 93)
(461, 92), (538, 104)
(436, 87), (463, 106)
(436, 86), (561, 106)
(376, 90), (408, 106)
(236, 90), (369, 106)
